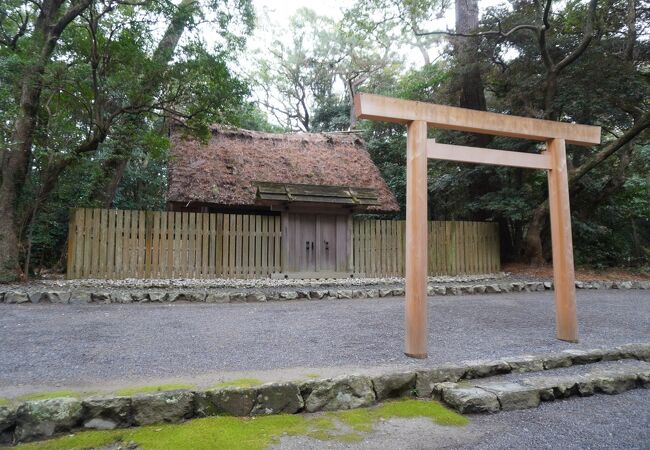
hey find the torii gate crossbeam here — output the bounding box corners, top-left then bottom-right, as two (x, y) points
(354, 93), (601, 359)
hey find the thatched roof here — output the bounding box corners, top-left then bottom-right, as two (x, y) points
(167, 126), (400, 212)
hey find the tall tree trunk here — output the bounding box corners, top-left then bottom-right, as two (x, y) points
(454, 0), (486, 112)
(453, 0), (490, 147)
(0, 0), (76, 278)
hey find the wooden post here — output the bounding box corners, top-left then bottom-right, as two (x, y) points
(546, 138), (578, 342)
(405, 121), (428, 358)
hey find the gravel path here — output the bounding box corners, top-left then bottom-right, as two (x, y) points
(274, 389), (650, 449)
(0, 290), (648, 396)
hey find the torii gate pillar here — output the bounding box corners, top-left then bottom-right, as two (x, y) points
(404, 121), (429, 358)
(355, 93), (601, 358)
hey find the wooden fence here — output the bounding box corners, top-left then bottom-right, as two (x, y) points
(352, 220), (500, 277)
(67, 208), (500, 279)
(67, 209), (281, 279)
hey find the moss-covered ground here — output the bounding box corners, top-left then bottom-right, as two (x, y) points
(210, 378), (263, 389)
(15, 399), (468, 450)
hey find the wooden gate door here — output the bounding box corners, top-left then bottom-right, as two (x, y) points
(294, 214), (317, 272)
(316, 215), (337, 271)
(285, 212), (350, 274)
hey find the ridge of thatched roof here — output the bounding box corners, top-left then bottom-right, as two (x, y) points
(166, 125), (399, 212)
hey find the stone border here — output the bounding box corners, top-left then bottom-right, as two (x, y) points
(1, 280), (648, 305)
(1, 343), (648, 444)
(435, 360), (650, 413)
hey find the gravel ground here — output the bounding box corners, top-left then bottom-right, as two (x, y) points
(0, 290), (648, 396)
(1, 273), (512, 296)
(273, 389), (650, 449)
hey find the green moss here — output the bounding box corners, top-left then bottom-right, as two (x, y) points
(114, 384), (195, 397)
(16, 399), (466, 450)
(210, 378), (263, 389)
(305, 373), (320, 379)
(17, 390), (85, 402)
(0, 398), (10, 406)
(369, 398), (469, 426)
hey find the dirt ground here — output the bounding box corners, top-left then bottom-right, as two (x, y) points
(502, 262), (650, 281)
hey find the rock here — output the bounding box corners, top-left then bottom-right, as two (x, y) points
(432, 286), (446, 295)
(543, 281), (553, 290)
(473, 285), (486, 294)
(562, 349), (603, 365)
(617, 343), (650, 361)
(427, 286), (434, 295)
(510, 282), (525, 292)
(540, 353), (573, 369)
(230, 293), (246, 303)
(172, 292), (206, 302)
(132, 391), (194, 425)
(485, 284), (501, 294)
(378, 288), (393, 297)
(245, 292), (266, 302)
(524, 282), (543, 292)
(518, 378), (556, 401)
(460, 285), (474, 295)
(462, 359), (511, 379)
(365, 289), (379, 298)
(503, 355), (544, 373)
(206, 293), (230, 303)
(591, 369), (639, 394)
(29, 292), (71, 304)
(523, 376), (578, 399)
(352, 290), (366, 299)
(440, 385), (500, 413)
(15, 398), (83, 442)
(446, 286), (460, 296)
(415, 365), (466, 397)
(575, 281), (584, 289)
(5, 291), (29, 304)
(0, 292), (4, 303)
(129, 292), (149, 303)
(111, 292), (132, 304)
(296, 290), (310, 299)
(279, 291), (299, 300)
(69, 293), (91, 304)
(309, 290), (327, 300)
(82, 396), (132, 430)
(0, 405), (16, 444)
(498, 283), (511, 293)
(372, 372), (416, 400)
(336, 290), (352, 299)
(91, 292), (111, 303)
(152, 292), (170, 302)
(303, 375), (376, 412)
(250, 383), (303, 415)
(199, 387), (257, 416)
(391, 288), (405, 296)
(476, 382), (540, 411)
(618, 281), (633, 289)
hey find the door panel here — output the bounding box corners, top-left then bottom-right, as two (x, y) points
(317, 215), (337, 271)
(286, 212), (350, 273)
(290, 213), (316, 272)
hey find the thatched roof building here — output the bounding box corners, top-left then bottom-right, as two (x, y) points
(167, 125), (399, 213)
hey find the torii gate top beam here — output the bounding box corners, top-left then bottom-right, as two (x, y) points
(354, 93), (601, 146)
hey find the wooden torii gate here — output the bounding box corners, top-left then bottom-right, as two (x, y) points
(354, 93), (601, 359)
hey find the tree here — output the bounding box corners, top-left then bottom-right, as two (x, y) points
(0, 0), (254, 279)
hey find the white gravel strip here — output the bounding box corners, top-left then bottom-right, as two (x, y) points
(9, 272), (508, 290)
